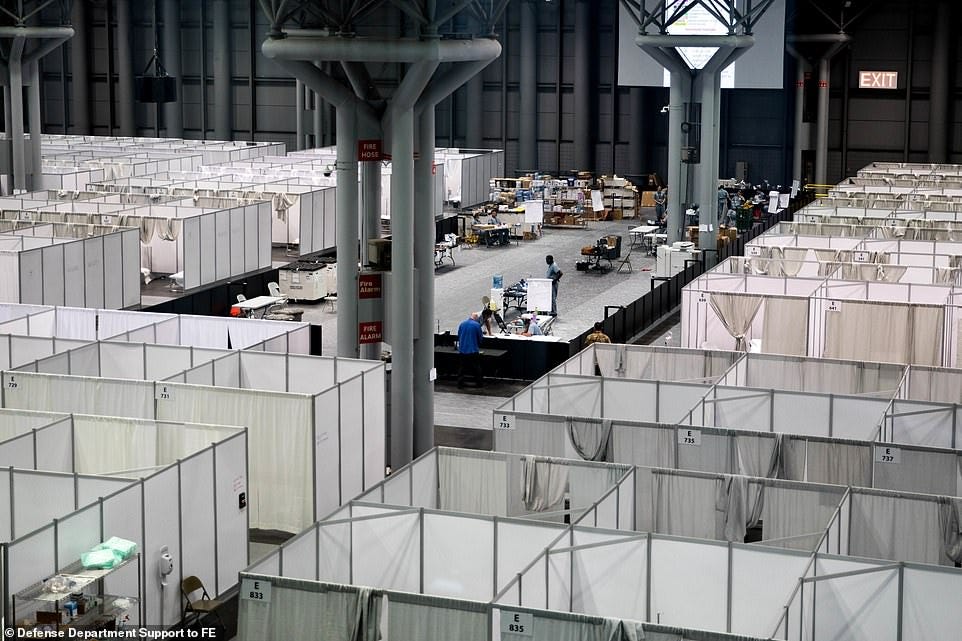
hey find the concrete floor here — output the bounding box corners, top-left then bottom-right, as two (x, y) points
(291, 216), (661, 355)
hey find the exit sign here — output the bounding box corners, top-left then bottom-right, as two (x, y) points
(859, 71), (898, 89)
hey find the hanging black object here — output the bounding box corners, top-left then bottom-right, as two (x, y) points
(136, 49), (177, 103)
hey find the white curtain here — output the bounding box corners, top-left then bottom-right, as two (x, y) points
(761, 297), (809, 356)
(438, 450), (507, 516)
(388, 596), (487, 641)
(568, 464), (626, 516)
(783, 438), (872, 487)
(849, 492), (944, 564)
(155, 385), (313, 532)
(155, 218), (183, 241)
(761, 485), (845, 550)
(72, 415), (155, 474)
(521, 456), (569, 512)
(781, 248), (808, 277)
(708, 293), (764, 351)
(654, 472), (720, 540)
(180, 317), (230, 349)
(824, 301), (944, 366)
(611, 425), (674, 469)
(239, 584), (359, 641)
(272, 193), (299, 223)
(157, 423), (238, 465)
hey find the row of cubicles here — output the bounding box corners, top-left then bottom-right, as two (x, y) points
(0, 303), (388, 629)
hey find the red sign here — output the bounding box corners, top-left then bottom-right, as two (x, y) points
(359, 321), (383, 344)
(358, 140), (383, 161)
(359, 273), (383, 299)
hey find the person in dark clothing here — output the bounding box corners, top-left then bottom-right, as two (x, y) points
(457, 311), (484, 388)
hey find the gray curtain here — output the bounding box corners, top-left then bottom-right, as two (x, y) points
(353, 588), (381, 641)
(521, 456), (569, 512)
(567, 418), (613, 461)
(938, 498), (962, 564)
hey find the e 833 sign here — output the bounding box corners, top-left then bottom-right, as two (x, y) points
(241, 578), (272, 603)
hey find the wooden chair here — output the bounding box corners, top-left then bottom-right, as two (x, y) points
(182, 575), (223, 625)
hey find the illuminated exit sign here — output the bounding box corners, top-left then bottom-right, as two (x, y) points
(859, 71), (898, 89)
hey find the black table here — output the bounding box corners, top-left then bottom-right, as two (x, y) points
(434, 346), (509, 378)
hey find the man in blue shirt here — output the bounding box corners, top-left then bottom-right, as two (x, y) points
(457, 311), (484, 388)
(545, 255), (562, 315)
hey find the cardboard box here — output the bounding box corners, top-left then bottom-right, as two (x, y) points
(611, 209), (623, 220)
(641, 191), (657, 207)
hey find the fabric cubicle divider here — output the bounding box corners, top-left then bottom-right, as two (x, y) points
(1, 371), (155, 418)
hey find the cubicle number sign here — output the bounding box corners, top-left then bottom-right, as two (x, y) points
(677, 428), (701, 446)
(826, 300), (841, 313)
(495, 414), (515, 430)
(5, 374), (18, 391)
(853, 251), (870, 263)
(500, 611), (533, 637)
(155, 384), (174, 401)
(875, 446), (901, 464)
(241, 578), (272, 603)
(747, 246), (762, 257)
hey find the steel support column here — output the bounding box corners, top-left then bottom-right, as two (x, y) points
(666, 72), (689, 244)
(791, 57), (810, 183)
(573, 0), (593, 170)
(70, 0), (90, 134)
(696, 67), (722, 256)
(9, 37), (25, 192)
(115, 0), (136, 136)
(213, 0), (231, 139)
(295, 79), (304, 150)
(927, 0), (951, 163)
(359, 159), (381, 362)
(336, 107), (360, 360)
(464, 75), (483, 148)
(413, 108), (436, 454)
(389, 107), (415, 466)
(628, 88), (646, 177)
(162, 0), (183, 138)
(519, 0), (537, 171)
(27, 62), (42, 190)
(815, 57), (830, 184)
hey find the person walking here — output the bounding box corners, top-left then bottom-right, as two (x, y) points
(545, 255), (563, 316)
(456, 311), (484, 388)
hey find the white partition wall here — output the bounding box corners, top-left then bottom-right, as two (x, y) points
(0, 226), (141, 308)
(0, 418), (247, 628)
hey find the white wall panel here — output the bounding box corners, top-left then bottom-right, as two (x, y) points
(103, 233), (123, 309)
(650, 537), (728, 630)
(214, 434), (249, 595)
(83, 236), (105, 308)
(41, 245), (65, 306)
(63, 242), (85, 307)
(314, 389), (340, 518)
(179, 450), (216, 601)
(142, 466), (181, 626)
(122, 228), (140, 308)
(215, 209), (230, 281)
(200, 213), (216, 285)
(19, 250), (43, 305)
(351, 510), (419, 592)
(35, 417), (74, 473)
(730, 546), (810, 637)
(423, 513), (493, 600)
(571, 532), (646, 620)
